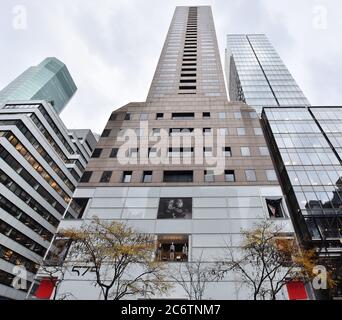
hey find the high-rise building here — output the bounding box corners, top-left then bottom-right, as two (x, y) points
(35, 6), (298, 300)
(226, 34), (310, 113)
(0, 62), (96, 300)
(226, 35), (342, 299)
(261, 107), (342, 299)
(0, 58), (77, 115)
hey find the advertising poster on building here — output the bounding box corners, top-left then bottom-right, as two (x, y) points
(157, 198), (192, 219)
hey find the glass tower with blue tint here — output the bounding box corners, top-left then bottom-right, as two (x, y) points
(226, 34), (310, 113)
(262, 107), (342, 299)
(0, 57), (77, 114)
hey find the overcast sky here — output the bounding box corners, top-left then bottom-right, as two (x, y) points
(0, 0), (341, 134)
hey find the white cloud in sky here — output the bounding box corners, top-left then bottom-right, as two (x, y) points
(0, 0), (341, 134)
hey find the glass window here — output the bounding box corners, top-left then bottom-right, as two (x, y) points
(203, 112), (211, 119)
(135, 128), (144, 136)
(296, 171), (310, 185)
(140, 113), (148, 120)
(219, 128), (229, 136)
(237, 128), (246, 136)
(223, 147), (232, 157)
(156, 113), (164, 120)
(259, 146), (270, 156)
(225, 170), (235, 182)
(204, 147), (213, 157)
(152, 128), (161, 136)
(254, 127), (263, 136)
(124, 113), (131, 120)
(100, 171), (112, 183)
(218, 112), (226, 119)
(122, 171), (132, 183)
(307, 171), (320, 185)
(128, 148), (139, 158)
(204, 170), (215, 182)
(149, 148), (157, 158)
(234, 112), (242, 119)
(172, 113), (195, 120)
(142, 171), (153, 183)
(80, 171), (92, 183)
(91, 148), (102, 158)
(155, 235), (189, 262)
(266, 170), (277, 181)
(241, 147), (251, 157)
(245, 170), (257, 181)
(109, 113), (117, 121)
(110, 148), (118, 158)
(203, 128), (212, 135)
(163, 171), (193, 183)
(101, 129), (111, 138)
(266, 198), (285, 218)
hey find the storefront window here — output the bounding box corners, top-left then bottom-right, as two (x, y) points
(155, 235), (189, 262)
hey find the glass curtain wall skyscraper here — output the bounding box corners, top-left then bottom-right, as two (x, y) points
(0, 57), (77, 115)
(262, 107), (342, 299)
(226, 35), (342, 298)
(226, 34), (310, 113)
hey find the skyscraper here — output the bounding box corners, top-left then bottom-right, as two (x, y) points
(0, 57), (96, 300)
(0, 57), (77, 115)
(261, 107), (342, 299)
(226, 34), (310, 113)
(226, 35), (342, 298)
(35, 6), (298, 300)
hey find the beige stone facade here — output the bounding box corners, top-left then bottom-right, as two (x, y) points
(80, 98), (278, 188)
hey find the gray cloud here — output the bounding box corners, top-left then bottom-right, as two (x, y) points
(0, 0), (341, 134)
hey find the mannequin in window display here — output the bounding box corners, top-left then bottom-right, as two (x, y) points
(156, 243), (162, 261)
(169, 242), (175, 261)
(182, 243), (188, 261)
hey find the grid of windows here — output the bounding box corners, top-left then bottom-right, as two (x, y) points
(0, 170), (59, 227)
(0, 195), (53, 242)
(0, 269), (32, 292)
(0, 131), (75, 193)
(0, 220), (46, 257)
(227, 34), (310, 113)
(262, 107), (342, 244)
(0, 146), (66, 214)
(0, 244), (38, 274)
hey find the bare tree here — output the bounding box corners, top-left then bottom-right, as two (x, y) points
(169, 252), (222, 300)
(219, 221), (330, 300)
(60, 218), (171, 300)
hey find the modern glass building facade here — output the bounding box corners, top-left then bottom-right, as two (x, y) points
(226, 34), (310, 113)
(0, 58), (77, 115)
(262, 107), (342, 298)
